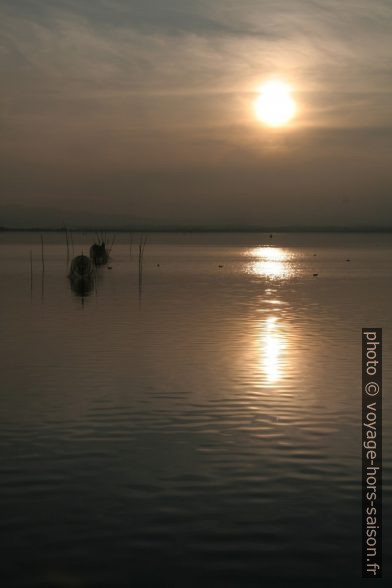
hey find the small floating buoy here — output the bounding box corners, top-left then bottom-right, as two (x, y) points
(346, 259), (350, 262)
(313, 273), (318, 277)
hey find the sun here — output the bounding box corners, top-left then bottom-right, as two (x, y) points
(254, 81), (296, 127)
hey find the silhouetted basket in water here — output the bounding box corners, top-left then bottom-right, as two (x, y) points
(68, 255), (95, 297)
(69, 255), (94, 279)
(89, 243), (109, 266)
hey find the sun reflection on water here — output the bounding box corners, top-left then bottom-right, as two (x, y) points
(260, 315), (287, 384)
(246, 247), (296, 280)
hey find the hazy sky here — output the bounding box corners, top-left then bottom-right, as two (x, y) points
(1, 0), (392, 228)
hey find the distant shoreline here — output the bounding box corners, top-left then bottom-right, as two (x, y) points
(1, 226), (392, 234)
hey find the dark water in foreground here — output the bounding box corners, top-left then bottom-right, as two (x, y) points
(0, 232), (391, 587)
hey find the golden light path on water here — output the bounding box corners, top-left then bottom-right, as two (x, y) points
(244, 247), (298, 386)
(246, 246), (297, 280)
(261, 315), (287, 384)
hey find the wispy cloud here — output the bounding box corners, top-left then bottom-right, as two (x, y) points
(1, 0), (392, 226)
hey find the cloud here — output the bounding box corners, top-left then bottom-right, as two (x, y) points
(1, 0), (392, 226)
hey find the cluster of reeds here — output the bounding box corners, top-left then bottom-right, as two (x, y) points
(95, 230), (116, 255)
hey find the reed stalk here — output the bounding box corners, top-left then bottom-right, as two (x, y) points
(65, 227), (70, 260)
(40, 234), (45, 273)
(129, 232), (133, 258)
(138, 233), (148, 299)
(30, 250), (33, 297)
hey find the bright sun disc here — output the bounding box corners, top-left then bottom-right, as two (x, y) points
(255, 81), (296, 127)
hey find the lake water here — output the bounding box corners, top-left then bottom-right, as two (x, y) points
(1, 231), (391, 587)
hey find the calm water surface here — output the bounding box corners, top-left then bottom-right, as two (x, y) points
(0, 232), (391, 587)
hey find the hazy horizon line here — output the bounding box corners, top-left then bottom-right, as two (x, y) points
(1, 225), (392, 234)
